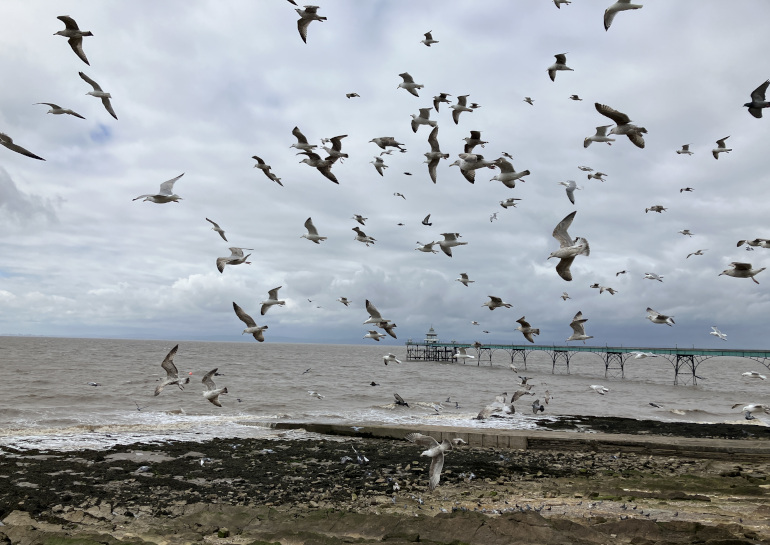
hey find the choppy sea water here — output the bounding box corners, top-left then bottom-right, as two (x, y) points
(0, 337), (767, 451)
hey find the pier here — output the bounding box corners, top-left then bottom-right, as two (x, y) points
(404, 340), (770, 385)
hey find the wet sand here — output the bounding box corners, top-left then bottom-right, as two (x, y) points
(1, 416), (768, 545)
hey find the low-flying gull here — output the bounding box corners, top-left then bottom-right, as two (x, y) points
(643, 272), (663, 282)
(54, 15), (93, 65)
(438, 232), (467, 257)
(595, 102), (647, 148)
(710, 326), (727, 341)
(260, 286), (285, 315)
(364, 330), (386, 341)
(153, 345), (190, 396)
(590, 384), (609, 395)
(584, 125), (615, 147)
(744, 79), (770, 118)
(133, 173), (184, 203)
(549, 211), (589, 282)
(0, 132), (45, 161)
(433, 92), (452, 112)
(712, 136), (731, 160)
(216, 247), (252, 273)
(394, 393), (409, 407)
(719, 262), (766, 284)
(397, 72), (424, 97)
(532, 399), (545, 414)
(202, 368), (228, 407)
(456, 273), (474, 286)
(308, 390), (325, 399)
(676, 144), (694, 155)
(515, 317), (540, 343)
(450, 95), (473, 124)
(301, 217), (327, 243)
(233, 302), (268, 342)
(547, 53), (573, 82)
(646, 308), (675, 326)
(352, 226), (376, 246)
(483, 296), (512, 311)
(558, 180), (581, 204)
(383, 353), (402, 365)
(731, 403), (770, 420)
(631, 351), (658, 359)
(604, 1), (643, 31)
(405, 433), (466, 491)
(35, 102), (85, 119)
(79, 72), (117, 120)
(252, 155), (283, 186)
(741, 371), (766, 380)
(296, 5), (326, 43)
(421, 30), (438, 46)
(454, 347), (475, 362)
(490, 157), (530, 188)
(205, 218), (227, 241)
(566, 311), (593, 343)
(415, 241), (438, 253)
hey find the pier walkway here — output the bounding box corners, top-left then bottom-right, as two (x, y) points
(405, 341), (770, 385)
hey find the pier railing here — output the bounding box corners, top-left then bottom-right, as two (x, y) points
(404, 341), (770, 385)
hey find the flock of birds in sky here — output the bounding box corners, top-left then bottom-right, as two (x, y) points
(5, 3), (770, 463)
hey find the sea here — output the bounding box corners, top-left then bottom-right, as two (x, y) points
(1, 337), (768, 452)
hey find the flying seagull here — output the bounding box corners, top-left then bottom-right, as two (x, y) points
(566, 311), (593, 343)
(298, 150), (338, 183)
(676, 144), (694, 155)
(394, 393), (409, 407)
(595, 102), (646, 148)
(383, 353), (402, 365)
(741, 372), (766, 380)
(290, 126), (317, 152)
(569, 94), (582, 101)
(54, 15), (93, 65)
(719, 262), (766, 284)
(482, 296), (512, 311)
(260, 286), (286, 315)
(415, 241), (438, 253)
(433, 92), (452, 112)
(337, 297), (351, 306)
(352, 226), (376, 246)
(296, 5), (326, 43)
(462, 130), (488, 154)
(364, 330), (386, 341)
(252, 155), (283, 186)
(370, 136), (406, 152)
(604, 1), (643, 31)
(712, 136), (732, 159)
(490, 157), (529, 188)
(456, 273), (474, 286)
(500, 198), (522, 209)
(201, 368), (228, 407)
(523, 97), (534, 105)
(301, 217), (327, 244)
(584, 125), (615, 147)
(363, 299), (390, 326)
(233, 302), (268, 342)
(450, 95), (473, 124)
(743, 79), (770, 118)
(205, 218), (227, 241)
(153, 345), (190, 396)
(370, 156), (388, 176)
(421, 30), (438, 46)
(731, 403), (770, 420)
(558, 180), (581, 204)
(133, 173), (184, 203)
(0, 132), (45, 161)
(79, 72), (117, 120)
(646, 308), (675, 326)
(397, 72), (424, 97)
(404, 432), (466, 491)
(710, 326), (727, 341)
(421, 213), (432, 226)
(35, 102), (86, 119)
(515, 317), (540, 343)
(643, 272), (664, 282)
(216, 247), (253, 273)
(590, 384), (609, 395)
(547, 53), (573, 81)
(438, 232), (467, 257)
(345, 92), (360, 98)
(549, 211), (589, 281)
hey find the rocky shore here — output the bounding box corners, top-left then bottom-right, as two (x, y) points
(1, 418), (769, 544)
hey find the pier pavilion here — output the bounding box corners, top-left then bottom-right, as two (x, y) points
(404, 340), (770, 385)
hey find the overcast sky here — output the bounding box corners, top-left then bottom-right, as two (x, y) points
(2, 1), (770, 348)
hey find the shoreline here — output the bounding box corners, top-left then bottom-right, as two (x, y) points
(1, 419), (769, 544)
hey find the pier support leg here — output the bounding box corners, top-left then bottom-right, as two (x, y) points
(552, 350), (571, 374)
(604, 351), (625, 379)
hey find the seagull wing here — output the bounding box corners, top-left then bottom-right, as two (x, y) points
(595, 102), (631, 125)
(0, 133), (45, 161)
(304, 217), (319, 236)
(78, 71), (103, 92)
(68, 36), (89, 65)
(556, 256), (576, 281)
(160, 344), (180, 378)
(202, 368), (217, 390)
(405, 432), (440, 448)
(158, 173), (184, 195)
(292, 126), (310, 144)
(552, 211), (576, 247)
(233, 302), (257, 328)
(427, 452), (445, 490)
(366, 299), (383, 321)
(751, 80), (769, 102)
(399, 72), (415, 83)
(57, 15), (81, 30)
